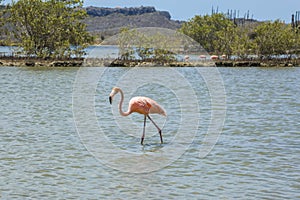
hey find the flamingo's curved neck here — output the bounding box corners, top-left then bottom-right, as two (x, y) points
(118, 89), (131, 116)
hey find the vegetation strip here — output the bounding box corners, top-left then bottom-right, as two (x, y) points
(0, 1), (299, 66)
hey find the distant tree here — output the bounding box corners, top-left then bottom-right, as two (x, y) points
(0, 0), (5, 40)
(179, 13), (237, 55)
(281, 25), (300, 58)
(233, 27), (255, 59)
(214, 22), (237, 58)
(254, 20), (295, 58)
(293, 30), (300, 56)
(118, 28), (176, 62)
(7, 0), (93, 58)
(118, 27), (136, 60)
(135, 32), (153, 60)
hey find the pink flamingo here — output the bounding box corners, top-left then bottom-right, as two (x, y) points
(210, 55), (219, 60)
(109, 87), (167, 145)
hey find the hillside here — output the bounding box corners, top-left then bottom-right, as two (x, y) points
(84, 6), (183, 42)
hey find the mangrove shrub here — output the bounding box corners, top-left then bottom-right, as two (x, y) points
(179, 13), (237, 57)
(180, 13), (300, 59)
(254, 20), (298, 58)
(7, 0), (93, 58)
(118, 28), (176, 62)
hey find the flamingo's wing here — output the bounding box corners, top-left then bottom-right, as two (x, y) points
(137, 98), (152, 112)
(144, 97), (167, 116)
(128, 97), (152, 114)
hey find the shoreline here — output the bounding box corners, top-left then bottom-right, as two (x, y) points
(0, 57), (84, 67)
(1, 56), (300, 67)
(215, 59), (300, 67)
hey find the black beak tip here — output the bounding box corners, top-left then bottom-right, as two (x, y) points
(109, 96), (112, 104)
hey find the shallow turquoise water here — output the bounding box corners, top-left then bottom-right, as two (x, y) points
(0, 66), (299, 199)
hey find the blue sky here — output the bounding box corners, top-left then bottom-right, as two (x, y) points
(2, 0), (299, 22)
(83, 0), (300, 22)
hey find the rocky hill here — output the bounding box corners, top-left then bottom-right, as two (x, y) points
(86, 6), (171, 19)
(84, 6), (183, 42)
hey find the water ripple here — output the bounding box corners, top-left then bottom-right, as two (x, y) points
(0, 67), (299, 199)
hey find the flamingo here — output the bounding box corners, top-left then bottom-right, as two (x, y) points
(184, 55), (190, 61)
(109, 87), (167, 145)
(210, 55), (219, 60)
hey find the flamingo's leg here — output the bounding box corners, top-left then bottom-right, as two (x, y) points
(141, 115), (146, 145)
(147, 115), (163, 144)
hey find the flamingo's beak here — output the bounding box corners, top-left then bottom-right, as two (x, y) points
(109, 96), (112, 104)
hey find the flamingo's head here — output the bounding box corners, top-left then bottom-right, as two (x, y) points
(109, 87), (121, 104)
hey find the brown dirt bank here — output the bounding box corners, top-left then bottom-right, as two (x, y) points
(0, 57), (84, 67)
(1, 57), (300, 67)
(215, 58), (300, 67)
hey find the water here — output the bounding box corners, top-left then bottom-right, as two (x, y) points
(0, 66), (299, 199)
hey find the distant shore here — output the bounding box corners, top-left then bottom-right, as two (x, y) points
(1, 56), (300, 67)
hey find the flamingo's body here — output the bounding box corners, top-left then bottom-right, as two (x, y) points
(109, 87), (166, 145)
